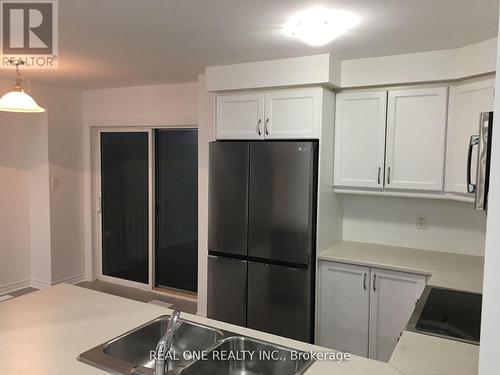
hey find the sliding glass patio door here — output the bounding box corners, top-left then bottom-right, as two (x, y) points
(100, 131), (150, 285)
(97, 128), (198, 293)
(155, 129), (198, 293)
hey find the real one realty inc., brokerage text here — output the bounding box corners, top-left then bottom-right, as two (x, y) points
(150, 349), (351, 362)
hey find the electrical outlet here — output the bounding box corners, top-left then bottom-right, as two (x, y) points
(416, 214), (427, 230)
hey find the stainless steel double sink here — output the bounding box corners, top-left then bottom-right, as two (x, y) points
(78, 315), (315, 375)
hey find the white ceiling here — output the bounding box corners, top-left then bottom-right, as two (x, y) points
(2, 0), (498, 89)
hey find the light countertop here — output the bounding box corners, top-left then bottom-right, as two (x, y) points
(0, 284), (402, 375)
(318, 240), (483, 375)
(390, 331), (479, 375)
(318, 241), (484, 293)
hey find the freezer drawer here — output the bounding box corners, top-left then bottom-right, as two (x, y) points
(247, 262), (312, 343)
(248, 141), (316, 265)
(207, 255), (247, 326)
(208, 142), (249, 256)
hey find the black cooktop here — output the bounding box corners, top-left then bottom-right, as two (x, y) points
(408, 287), (482, 344)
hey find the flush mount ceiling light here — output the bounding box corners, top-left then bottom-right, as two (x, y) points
(0, 59), (45, 113)
(284, 7), (360, 46)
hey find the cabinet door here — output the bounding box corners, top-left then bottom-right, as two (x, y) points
(216, 94), (264, 140)
(334, 91), (387, 189)
(318, 261), (370, 357)
(369, 268), (426, 362)
(445, 79), (495, 194)
(264, 88), (322, 139)
(385, 87), (448, 191)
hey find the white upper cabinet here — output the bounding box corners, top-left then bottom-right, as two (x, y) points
(334, 91), (387, 189)
(445, 78), (495, 195)
(368, 268), (426, 362)
(385, 87), (448, 192)
(216, 93), (264, 140)
(264, 88), (321, 139)
(318, 261), (370, 357)
(216, 88), (325, 140)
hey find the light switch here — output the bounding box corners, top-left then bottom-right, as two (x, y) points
(50, 177), (59, 189)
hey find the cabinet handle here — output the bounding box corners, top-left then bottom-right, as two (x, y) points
(377, 167), (381, 185)
(467, 135), (479, 193)
(387, 167), (391, 185)
(265, 118), (270, 136)
(363, 273), (367, 290)
(257, 119), (262, 136)
(373, 274), (377, 292)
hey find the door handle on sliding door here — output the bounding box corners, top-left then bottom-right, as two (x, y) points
(467, 135), (479, 193)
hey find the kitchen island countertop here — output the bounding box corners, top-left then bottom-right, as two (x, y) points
(0, 283), (402, 375)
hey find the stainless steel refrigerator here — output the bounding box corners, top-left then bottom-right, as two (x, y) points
(207, 141), (317, 343)
(468, 111), (494, 211)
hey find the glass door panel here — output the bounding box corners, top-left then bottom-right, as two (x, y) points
(155, 129), (198, 292)
(100, 132), (149, 284)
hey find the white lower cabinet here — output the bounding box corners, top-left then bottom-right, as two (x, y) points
(318, 262), (370, 357)
(368, 268), (426, 361)
(318, 261), (426, 362)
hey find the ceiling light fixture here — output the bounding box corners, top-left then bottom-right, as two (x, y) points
(0, 59), (45, 113)
(284, 7), (360, 46)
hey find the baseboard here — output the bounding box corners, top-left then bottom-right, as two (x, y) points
(30, 273), (87, 289)
(53, 273), (86, 285)
(1, 273), (87, 294)
(30, 279), (52, 289)
(0, 279), (31, 295)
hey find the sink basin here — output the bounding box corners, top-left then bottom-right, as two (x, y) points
(178, 336), (313, 375)
(78, 315), (223, 374)
(79, 315), (314, 375)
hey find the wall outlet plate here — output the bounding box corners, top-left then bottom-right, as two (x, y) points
(416, 214), (427, 229)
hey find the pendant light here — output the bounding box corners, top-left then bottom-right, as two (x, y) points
(0, 59), (45, 113)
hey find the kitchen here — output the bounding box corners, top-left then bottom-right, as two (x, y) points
(0, 1), (499, 374)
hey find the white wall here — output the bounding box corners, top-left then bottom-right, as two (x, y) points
(196, 75), (215, 316)
(0, 112), (36, 292)
(0, 78), (84, 292)
(341, 38), (497, 88)
(478, 17), (500, 375)
(342, 195), (486, 256)
(83, 82), (198, 126)
(42, 86), (85, 284)
(28, 113), (52, 287)
(82, 81), (203, 302)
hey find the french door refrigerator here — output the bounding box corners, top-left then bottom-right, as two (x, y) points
(207, 141), (318, 343)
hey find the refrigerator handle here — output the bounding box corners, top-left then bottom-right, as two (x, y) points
(467, 135), (479, 193)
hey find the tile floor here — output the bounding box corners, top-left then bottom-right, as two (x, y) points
(0, 281), (197, 315)
(77, 280), (197, 314)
